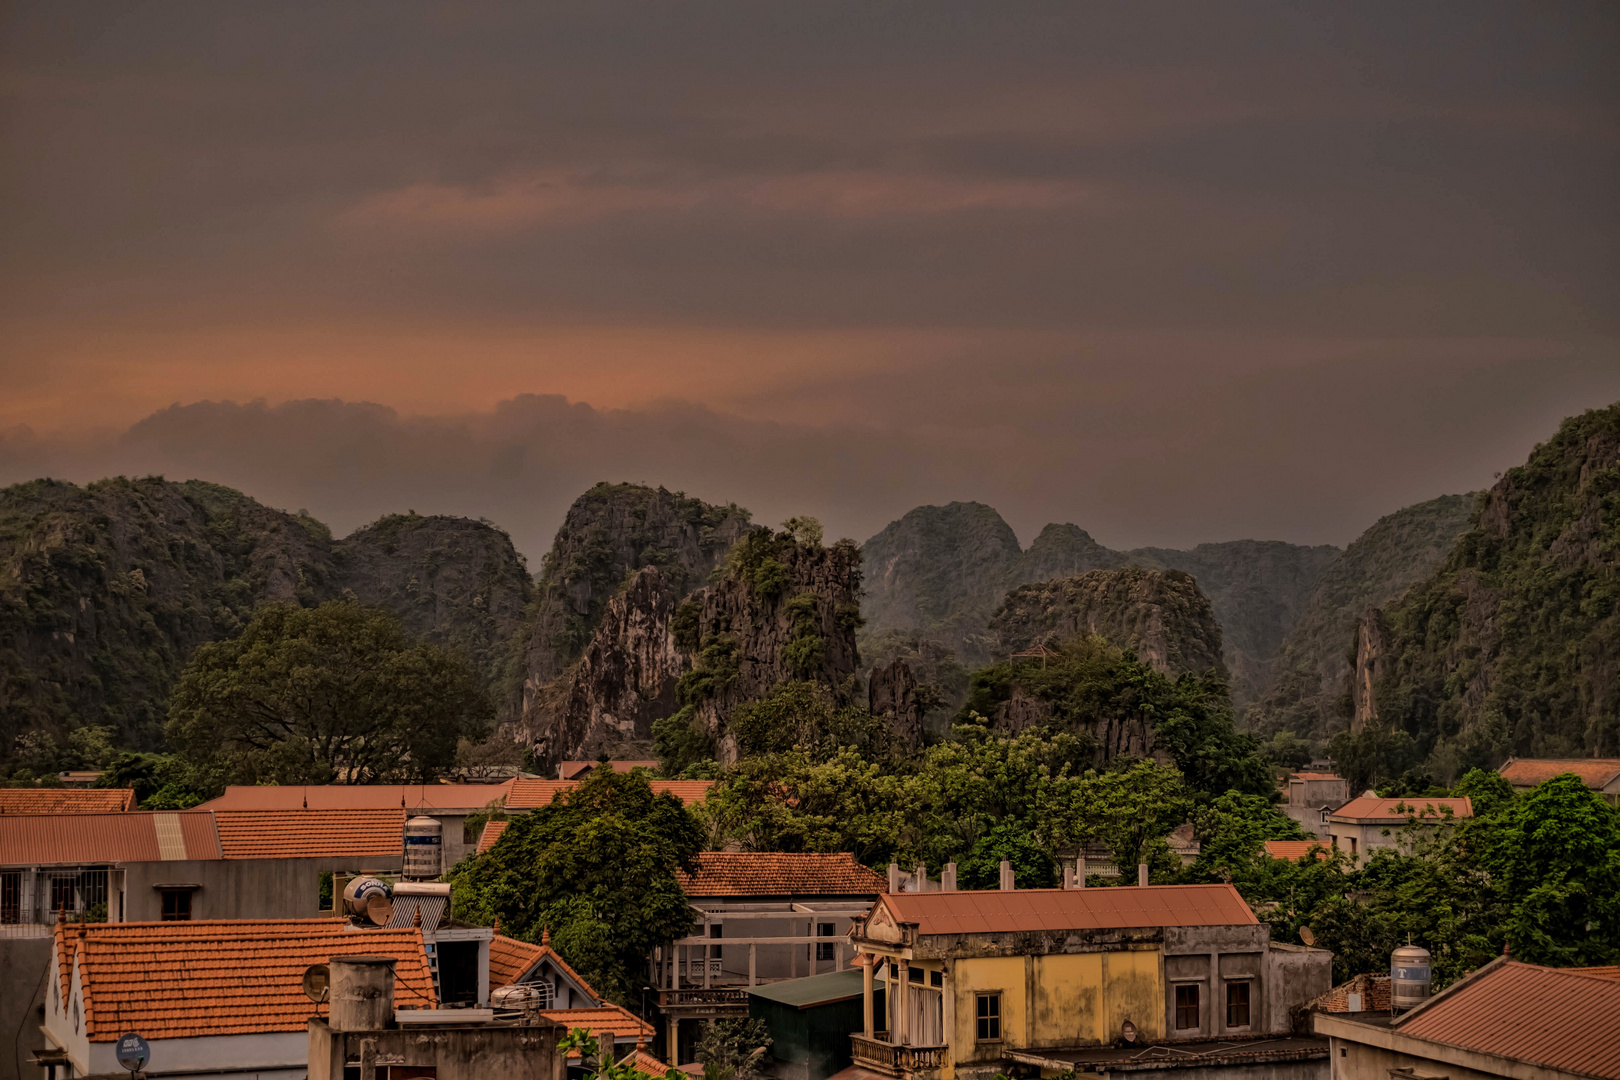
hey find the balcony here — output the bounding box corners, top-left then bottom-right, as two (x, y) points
(850, 1033), (946, 1077)
(657, 987), (749, 1016)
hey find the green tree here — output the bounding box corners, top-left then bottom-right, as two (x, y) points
(448, 769), (704, 1002)
(167, 600), (490, 785)
(1190, 792), (1306, 880)
(695, 1017), (773, 1080)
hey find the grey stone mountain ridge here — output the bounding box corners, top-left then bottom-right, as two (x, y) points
(858, 500), (1339, 708)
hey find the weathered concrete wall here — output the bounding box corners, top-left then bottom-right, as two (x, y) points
(0, 934), (53, 1080)
(120, 855), (403, 922)
(1324, 1033), (1513, 1080)
(1266, 943), (1333, 1034)
(310, 1017), (566, 1080)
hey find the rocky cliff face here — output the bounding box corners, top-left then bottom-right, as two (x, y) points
(867, 658), (923, 752)
(1247, 494), (1475, 740)
(990, 567), (1227, 678)
(1354, 404), (1620, 774)
(522, 528), (864, 766)
(860, 503), (1338, 703)
(517, 483), (751, 702)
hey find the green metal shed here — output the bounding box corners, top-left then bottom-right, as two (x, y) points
(748, 970), (882, 1080)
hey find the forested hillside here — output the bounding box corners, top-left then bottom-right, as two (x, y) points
(1347, 404), (1620, 779)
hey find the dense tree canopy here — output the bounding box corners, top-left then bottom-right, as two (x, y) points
(449, 768), (705, 1003)
(166, 599), (490, 787)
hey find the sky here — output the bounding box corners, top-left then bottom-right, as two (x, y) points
(2, 2), (1617, 560)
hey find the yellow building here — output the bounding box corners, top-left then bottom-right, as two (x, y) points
(845, 881), (1331, 1080)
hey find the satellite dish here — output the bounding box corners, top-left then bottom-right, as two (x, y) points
(1300, 926), (1317, 946)
(366, 894), (395, 926)
(302, 963), (330, 1003)
(116, 1032), (150, 1072)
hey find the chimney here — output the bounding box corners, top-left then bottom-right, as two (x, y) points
(1077, 856), (1086, 888)
(914, 863), (928, 892)
(887, 863), (901, 893)
(999, 860), (1014, 891)
(1138, 863), (1149, 887)
(942, 863), (957, 892)
(329, 955), (398, 1032)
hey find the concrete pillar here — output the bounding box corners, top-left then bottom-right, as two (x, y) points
(999, 860), (1014, 891)
(1138, 863), (1149, 886)
(942, 863), (957, 892)
(667, 1018), (679, 1064)
(1078, 856), (1086, 887)
(862, 955), (875, 1038)
(749, 943), (757, 986)
(1062, 862), (1074, 889)
(887, 863), (901, 893)
(897, 959), (910, 1045)
(330, 957), (396, 1032)
(914, 863), (927, 891)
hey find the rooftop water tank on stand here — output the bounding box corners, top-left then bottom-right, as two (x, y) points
(403, 815), (443, 880)
(342, 876), (394, 925)
(1391, 943), (1431, 1012)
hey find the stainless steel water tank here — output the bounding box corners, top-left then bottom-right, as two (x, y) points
(1391, 943), (1432, 1012)
(403, 815), (443, 880)
(342, 875), (391, 917)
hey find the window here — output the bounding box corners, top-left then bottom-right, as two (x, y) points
(816, 922), (836, 962)
(930, 970), (943, 988)
(1, 871), (20, 924)
(975, 993), (1001, 1041)
(50, 874), (76, 916)
(1349, 837), (1358, 856)
(1175, 984), (1199, 1030)
(161, 889), (192, 921)
(1225, 981), (1251, 1028)
(708, 922), (723, 961)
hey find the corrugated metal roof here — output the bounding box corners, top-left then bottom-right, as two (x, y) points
(196, 781), (514, 813)
(1499, 758), (1620, 789)
(678, 852), (886, 897)
(0, 812), (220, 866)
(880, 884), (1256, 935)
(0, 789), (135, 814)
(212, 809), (404, 859)
(1397, 961), (1620, 1079)
(748, 968), (866, 1008)
(56, 918), (435, 1040)
(1331, 796), (1472, 823)
(507, 778), (713, 811)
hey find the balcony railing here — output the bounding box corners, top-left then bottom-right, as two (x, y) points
(657, 987), (749, 1012)
(850, 1034), (946, 1076)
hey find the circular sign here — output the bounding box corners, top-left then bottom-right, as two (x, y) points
(115, 1032), (150, 1072)
(302, 963), (331, 1003)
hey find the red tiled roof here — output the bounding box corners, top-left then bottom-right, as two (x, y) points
(212, 809), (404, 859)
(677, 853), (886, 897)
(559, 761), (661, 780)
(1499, 758), (1620, 790)
(1397, 961), (1620, 1079)
(507, 779), (713, 811)
(544, 1005), (654, 1041)
(1263, 840), (1330, 861)
(1331, 796), (1472, 822)
(1571, 966), (1620, 981)
(0, 788), (135, 814)
(477, 819), (510, 854)
(196, 781), (513, 813)
(877, 884), (1257, 936)
(487, 933), (600, 1000)
(621, 1047), (670, 1075)
(55, 918), (436, 1040)
(1, 812), (220, 866)
(1289, 773), (1343, 782)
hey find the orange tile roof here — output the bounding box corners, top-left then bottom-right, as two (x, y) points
(678, 852), (886, 897)
(1498, 758), (1620, 790)
(0, 788), (135, 814)
(877, 884), (1257, 936)
(197, 781), (513, 813)
(212, 809), (404, 859)
(1, 811), (220, 866)
(1331, 796), (1472, 822)
(621, 1047), (670, 1075)
(1396, 961), (1620, 1079)
(543, 1005), (654, 1041)
(1571, 966), (1620, 981)
(488, 933), (547, 987)
(1263, 840), (1331, 860)
(1289, 772), (1343, 782)
(55, 918), (436, 1040)
(559, 761), (661, 780)
(507, 778), (712, 811)
(477, 819), (510, 854)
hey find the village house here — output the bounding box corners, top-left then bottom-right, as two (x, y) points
(1280, 772), (1352, 838)
(1312, 959), (1620, 1080)
(845, 872), (1333, 1080)
(556, 759), (662, 780)
(0, 788), (136, 814)
(1324, 796), (1472, 861)
(655, 852), (887, 1065)
(488, 926), (656, 1062)
(1498, 757), (1620, 806)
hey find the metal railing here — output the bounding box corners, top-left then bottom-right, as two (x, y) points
(850, 1034), (946, 1075)
(657, 987), (749, 1011)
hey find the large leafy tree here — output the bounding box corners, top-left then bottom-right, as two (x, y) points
(167, 600), (489, 786)
(448, 768), (705, 1003)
